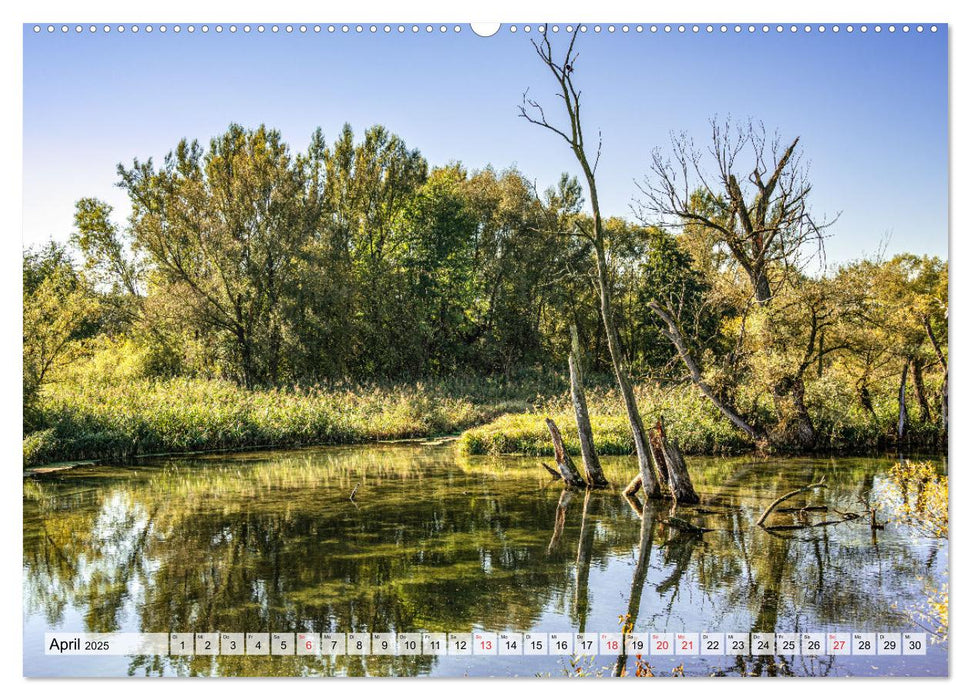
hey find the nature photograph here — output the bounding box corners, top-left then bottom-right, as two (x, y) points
(21, 21), (948, 677)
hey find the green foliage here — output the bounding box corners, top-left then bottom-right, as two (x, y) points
(22, 243), (101, 427)
(625, 226), (716, 373)
(24, 122), (948, 461)
(879, 460), (948, 540)
(22, 428), (58, 467)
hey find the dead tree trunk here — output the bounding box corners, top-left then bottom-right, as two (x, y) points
(623, 472), (644, 498)
(857, 380), (878, 422)
(648, 301), (767, 447)
(897, 363), (909, 444)
(647, 425), (670, 491)
(652, 419), (700, 505)
(569, 327), (608, 488)
(545, 418), (587, 488)
(660, 437), (700, 505)
(521, 30), (661, 500)
(911, 357), (932, 424)
(625, 419), (701, 504)
(597, 264), (661, 498)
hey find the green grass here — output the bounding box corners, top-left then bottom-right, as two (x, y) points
(24, 369), (945, 468)
(459, 376), (947, 458)
(23, 376), (533, 468)
(459, 383), (750, 457)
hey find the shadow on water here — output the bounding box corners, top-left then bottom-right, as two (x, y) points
(23, 445), (947, 677)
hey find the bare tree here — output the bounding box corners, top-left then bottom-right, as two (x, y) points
(639, 119), (833, 305)
(520, 26), (663, 498)
(637, 119), (838, 450)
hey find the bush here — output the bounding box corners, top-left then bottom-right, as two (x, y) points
(22, 429), (58, 467)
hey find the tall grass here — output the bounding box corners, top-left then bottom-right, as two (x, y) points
(24, 377), (531, 468)
(459, 376), (946, 457)
(460, 383), (749, 457)
(25, 368), (944, 468)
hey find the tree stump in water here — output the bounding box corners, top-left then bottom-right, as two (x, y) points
(647, 426), (670, 491)
(544, 417), (587, 488)
(659, 435), (700, 504)
(651, 419), (701, 505)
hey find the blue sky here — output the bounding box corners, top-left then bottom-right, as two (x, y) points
(22, 24), (948, 265)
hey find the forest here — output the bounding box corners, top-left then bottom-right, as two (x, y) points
(22, 37), (948, 470)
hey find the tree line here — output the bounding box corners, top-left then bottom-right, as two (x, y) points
(23, 43), (947, 453)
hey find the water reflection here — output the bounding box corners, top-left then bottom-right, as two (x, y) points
(23, 446), (947, 677)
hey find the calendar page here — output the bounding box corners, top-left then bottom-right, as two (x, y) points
(21, 15), (949, 681)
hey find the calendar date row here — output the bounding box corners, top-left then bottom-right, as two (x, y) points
(47, 631), (927, 657)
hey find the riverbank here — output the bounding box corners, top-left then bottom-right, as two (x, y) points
(23, 376), (531, 468)
(459, 382), (945, 457)
(24, 374), (944, 468)
(460, 384), (749, 456)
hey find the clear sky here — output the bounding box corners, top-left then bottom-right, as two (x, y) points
(22, 24), (948, 265)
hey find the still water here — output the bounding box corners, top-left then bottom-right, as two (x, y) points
(23, 443), (947, 677)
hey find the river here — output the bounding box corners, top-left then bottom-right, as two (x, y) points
(23, 443), (948, 677)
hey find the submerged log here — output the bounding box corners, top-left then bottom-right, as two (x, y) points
(764, 509), (861, 531)
(569, 326), (609, 488)
(623, 472), (643, 498)
(756, 480), (827, 527)
(544, 418), (587, 488)
(776, 505), (828, 514)
(650, 419), (700, 505)
(662, 516), (712, 535)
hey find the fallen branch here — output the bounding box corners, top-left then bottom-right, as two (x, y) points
(776, 505), (828, 514)
(541, 462), (562, 480)
(764, 521), (841, 531)
(756, 480), (827, 527)
(662, 516), (713, 535)
(764, 515), (860, 531)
